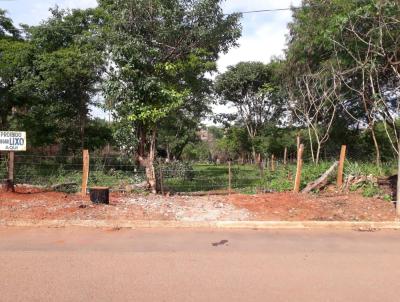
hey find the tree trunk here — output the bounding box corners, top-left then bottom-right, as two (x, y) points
(370, 123), (381, 167)
(166, 145), (171, 163)
(137, 126), (157, 194)
(307, 126), (315, 164)
(302, 161), (338, 193)
(315, 143), (321, 165)
(251, 145), (257, 164)
(239, 153), (244, 165)
(362, 97), (381, 167)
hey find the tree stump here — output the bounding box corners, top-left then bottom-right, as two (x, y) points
(89, 187), (110, 204)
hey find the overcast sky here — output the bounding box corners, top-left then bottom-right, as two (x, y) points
(1, 0), (301, 120)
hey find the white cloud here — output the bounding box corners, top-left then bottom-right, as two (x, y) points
(217, 18), (289, 72)
(207, 1), (302, 124)
(2, 0), (98, 26)
(217, 0), (302, 73)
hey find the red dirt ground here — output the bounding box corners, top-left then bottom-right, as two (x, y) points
(0, 187), (159, 221)
(0, 186), (397, 221)
(228, 193), (397, 221)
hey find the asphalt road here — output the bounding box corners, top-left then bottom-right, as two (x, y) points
(1, 227), (400, 302)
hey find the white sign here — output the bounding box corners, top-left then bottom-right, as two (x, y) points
(0, 131), (26, 151)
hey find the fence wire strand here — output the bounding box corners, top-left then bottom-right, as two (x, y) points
(0, 149), (397, 193)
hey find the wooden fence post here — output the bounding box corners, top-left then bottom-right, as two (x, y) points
(228, 160), (232, 195)
(7, 151), (15, 192)
(296, 135), (301, 150)
(293, 144), (304, 193)
(337, 145), (347, 188)
(82, 149), (89, 196)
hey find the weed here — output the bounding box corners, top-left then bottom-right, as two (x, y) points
(361, 182), (383, 198)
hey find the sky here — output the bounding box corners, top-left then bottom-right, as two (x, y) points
(1, 0), (301, 120)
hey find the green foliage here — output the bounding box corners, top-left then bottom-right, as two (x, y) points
(157, 102), (207, 160)
(0, 10), (33, 131)
(214, 61), (287, 163)
(101, 0), (241, 143)
(218, 126), (251, 159)
(181, 142), (210, 161)
(285, 0), (400, 165)
(0, 8), (106, 150)
(85, 119), (114, 151)
(25, 8), (105, 149)
(361, 182), (383, 198)
(112, 118), (138, 155)
(345, 161), (396, 178)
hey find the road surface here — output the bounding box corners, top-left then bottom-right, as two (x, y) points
(0, 227), (399, 301)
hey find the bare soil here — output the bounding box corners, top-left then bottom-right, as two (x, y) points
(227, 193), (396, 221)
(0, 186), (397, 222)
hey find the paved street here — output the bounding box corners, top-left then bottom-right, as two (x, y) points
(1, 227), (400, 302)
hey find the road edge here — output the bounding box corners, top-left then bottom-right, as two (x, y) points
(1, 219), (400, 230)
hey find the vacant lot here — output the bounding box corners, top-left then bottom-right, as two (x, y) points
(0, 187), (396, 222)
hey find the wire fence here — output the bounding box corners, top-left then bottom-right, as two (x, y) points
(0, 149), (398, 194)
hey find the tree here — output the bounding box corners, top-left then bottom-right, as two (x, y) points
(217, 125), (251, 162)
(158, 92), (211, 161)
(158, 112), (200, 161)
(215, 61), (284, 162)
(0, 9), (20, 39)
(24, 7), (105, 150)
(100, 0), (241, 192)
(287, 66), (340, 164)
(286, 0), (400, 165)
(329, 1), (400, 165)
(0, 10), (31, 130)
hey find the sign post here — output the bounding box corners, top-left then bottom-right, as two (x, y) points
(7, 152), (15, 192)
(0, 131), (27, 192)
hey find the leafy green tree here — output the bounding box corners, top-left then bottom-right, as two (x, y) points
(158, 92), (211, 161)
(158, 113), (200, 161)
(85, 118), (114, 151)
(286, 0), (400, 164)
(0, 10), (32, 130)
(215, 61), (284, 162)
(0, 9), (20, 39)
(24, 7), (105, 150)
(181, 141), (210, 161)
(100, 0), (241, 192)
(217, 125), (251, 162)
